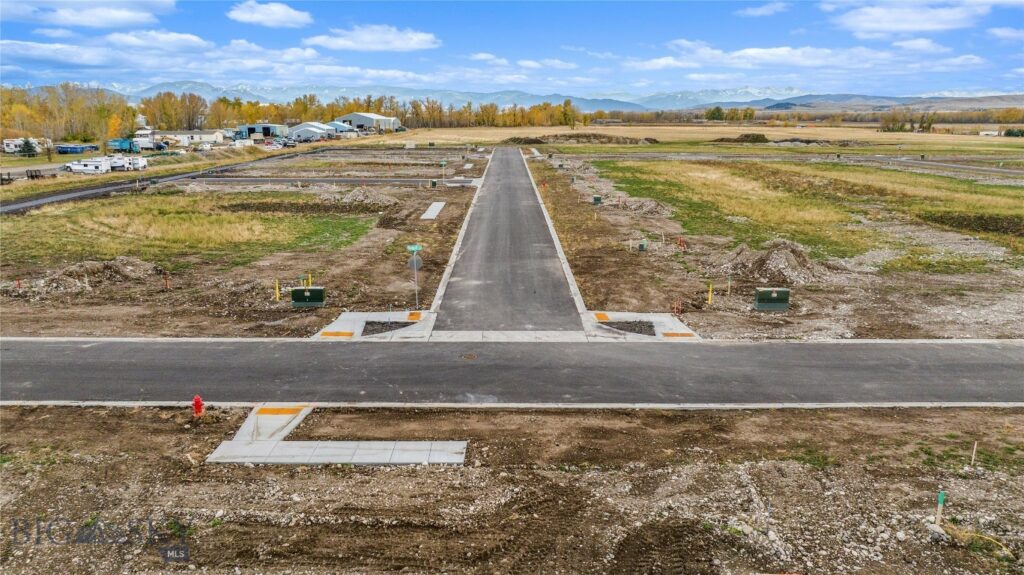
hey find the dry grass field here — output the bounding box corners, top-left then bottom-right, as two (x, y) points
(365, 125), (1024, 156)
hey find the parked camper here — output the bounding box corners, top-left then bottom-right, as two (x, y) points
(4, 138), (46, 154)
(66, 158), (111, 174)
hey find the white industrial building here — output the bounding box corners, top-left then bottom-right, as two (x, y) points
(289, 126), (329, 141)
(160, 130), (225, 147)
(327, 121), (359, 138)
(335, 112), (401, 132)
(289, 121), (336, 141)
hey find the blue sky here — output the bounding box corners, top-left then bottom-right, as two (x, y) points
(1, 0), (1022, 97)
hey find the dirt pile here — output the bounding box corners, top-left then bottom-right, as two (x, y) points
(714, 133), (770, 143)
(339, 187), (398, 208)
(503, 133), (659, 145)
(713, 240), (823, 285)
(619, 196), (674, 217)
(3, 257), (164, 297)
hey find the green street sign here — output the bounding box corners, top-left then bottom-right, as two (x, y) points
(406, 243), (422, 253)
(439, 160), (447, 167)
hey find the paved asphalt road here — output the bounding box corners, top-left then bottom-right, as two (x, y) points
(434, 148), (581, 331)
(2, 339), (1021, 404)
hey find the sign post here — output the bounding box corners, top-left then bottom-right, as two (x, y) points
(406, 244), (423, 309)
(440, 159), (447, 182)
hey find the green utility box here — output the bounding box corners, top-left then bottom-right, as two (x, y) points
(291, 286), (325, 308)
(430, 179), (437, 188)
(593, 195), (602, 205)
(754, 287), (790, 311)
(638, 238), (649, 252)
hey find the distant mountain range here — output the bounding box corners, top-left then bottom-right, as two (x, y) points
(13, 81), (1024, 112)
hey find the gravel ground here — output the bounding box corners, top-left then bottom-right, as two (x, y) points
(1, 406), (1021, 574)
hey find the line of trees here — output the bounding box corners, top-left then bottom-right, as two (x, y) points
(3, 83), (1021, 142)
(1, 84), (136, 143)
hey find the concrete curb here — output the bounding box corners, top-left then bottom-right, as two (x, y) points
(520, 148), (588, 315)
(2, 337), (1022, 345)
(5, 400), (1023, 410)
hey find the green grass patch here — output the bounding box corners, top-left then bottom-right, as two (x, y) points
(592, 160), (877, 258)
(786, 447), (837, 469)
(0, 190), (374, 270)
(880, 248), (989, 274)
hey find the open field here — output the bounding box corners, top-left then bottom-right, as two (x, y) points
(223, 147), (488, 179)
(0, 148), (479, 337)
(530, 153), (1024, 339)
(364, 125), (1024, 157)
(0, 406), (1020, 574)
(0, 145), (316, 203)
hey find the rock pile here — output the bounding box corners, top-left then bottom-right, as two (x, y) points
(714, 240), (823, 285)
(339, 187), (398, 208)
(3, 256), (164, 298)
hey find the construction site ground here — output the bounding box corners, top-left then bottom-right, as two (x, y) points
(0, 147), (481, 337)
(528, 148), (1024, 340)
(0, 406), (1020, 574)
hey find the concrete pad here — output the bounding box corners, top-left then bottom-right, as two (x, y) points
(420, 202), (446, 220)
(207, 438), (466, 465)
(315, 311), (435, 341)
(584, 311), (701, 342)
(235, 404), (313, 441)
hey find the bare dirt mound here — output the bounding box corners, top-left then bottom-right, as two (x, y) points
(713, 133), (770, 143)
(4, 256), (164, 297)
(619, 197), (674, 217)
(502, 133), (659, 145)
(713, 240), (823, 285)
(339, 187), (399, 208)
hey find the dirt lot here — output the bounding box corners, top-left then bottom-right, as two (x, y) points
(530, 155), (1024, 339)
(221, 148), (488, 179)
(0, 148), (482, 337)
(364, 125), (1024, 157)
(0, 406), (1020, 574)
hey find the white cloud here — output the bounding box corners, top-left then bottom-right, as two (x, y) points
(301, 64), (430, 83)
(540, 58), (577, 69)
(0, 40), (111, 66)
(661, 38), (896, 69)
(106, 30), (212, 50)
(470, 52), (509, 66)
(625, 56), (700, 70)
(41, 6), (159, 28)
(518, 58), (577, 70)
(833, 4), (990, 39)
(219, 39), (318, 62)
(736, 2), (790, 17)
(226, 0), (311, 29)
(2, 1), (176, 28)
(561, 45), (618, 59)
(304, 24), (440, 52)
(686, 73), (743, 81)
(32, 27), (74, 38)
(892, 38), (951, 53)
(989, 27), (1024, 41)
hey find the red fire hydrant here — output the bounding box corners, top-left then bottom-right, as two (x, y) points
(192, 395), (204, 418)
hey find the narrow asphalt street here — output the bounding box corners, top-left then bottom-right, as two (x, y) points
(434, 147), (581, 331)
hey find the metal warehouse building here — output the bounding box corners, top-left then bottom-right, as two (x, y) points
(335, 112), (401, 132)
(235, 123), (288, 140)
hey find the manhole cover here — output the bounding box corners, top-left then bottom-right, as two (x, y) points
(461, 353), (477, 360)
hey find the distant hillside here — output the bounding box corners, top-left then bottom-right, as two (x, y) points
(9, 82), (1022, 113)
